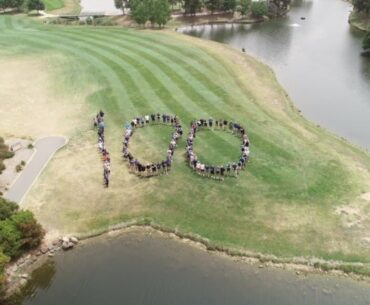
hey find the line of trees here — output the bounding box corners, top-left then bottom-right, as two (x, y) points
(179, 0), (269, 16)
(115, 0), (271, 25)
(0, 197), (45, 296)
(0, 0), (45, 13)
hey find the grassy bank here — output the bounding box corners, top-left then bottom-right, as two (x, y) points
(43, 0), (80, 14)
(1, 15), (370, 274)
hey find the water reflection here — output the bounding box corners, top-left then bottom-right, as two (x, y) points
(6, 231), (370, 305)
(181, 0), (370, 149)
(6, 260), (56, 305)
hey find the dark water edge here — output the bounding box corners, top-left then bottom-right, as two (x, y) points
(180, 0), (370, 150)
(5, 230), (370, 305)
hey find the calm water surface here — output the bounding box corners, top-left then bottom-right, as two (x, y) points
(181, 0), (370, 150)
(7, 231), (370, 305)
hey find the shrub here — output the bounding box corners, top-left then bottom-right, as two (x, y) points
(0, 252), (10, 295)
(20, 160), (26, 166)
(15, 164), (22, 172)
(0, 198), (18, 221)
(27, 143), (33, 149)
(0, 219), (22, 257)
(11, 211), (45, 250)
(251, 0), (267, 17)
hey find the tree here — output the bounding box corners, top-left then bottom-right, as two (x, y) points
(114, 0), (124, 12)
(27, 0), (44, 13)
(183, 0), (202, 15)
(237, 0), (250, 15)
(223, 0), (236, 12)
(152, 0), (171, 27)
(205, 0), (221, 14)
(363, 25), (370, 50)
(251, 0), (267, 17)
(11, 0), (24, 10)
(0, 0), (12, 11)
(131, 0), (149, 26)
(114, 0), (129, 13)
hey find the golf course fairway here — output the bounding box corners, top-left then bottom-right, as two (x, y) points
(1, 15), (370, 275)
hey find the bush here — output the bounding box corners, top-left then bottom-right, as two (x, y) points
(0, 219), (22, 257)
(27, 143), (33, 149)
(0, 252), (10, 295)
(15, 164), (22, 172)
(0, 198), (18, 221)
(251, 0), (267, 17)
(11, 211), (45, 250)
(0, 211), (44, 257)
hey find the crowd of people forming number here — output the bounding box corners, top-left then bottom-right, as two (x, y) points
(122, 114), (183, 177)
(186, 118), (250, 179)
(93, 110), (111, 187)
(93, 111), (250, 183)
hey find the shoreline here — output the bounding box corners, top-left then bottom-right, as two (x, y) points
(4, 220), (370, 299)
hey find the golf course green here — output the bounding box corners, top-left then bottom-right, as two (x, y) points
(1, 14), (370, 274)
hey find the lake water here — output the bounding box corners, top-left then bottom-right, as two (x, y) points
(181, 0), (370, 150)
(80, 0), (122, 15)
(6, 230), (370, 305)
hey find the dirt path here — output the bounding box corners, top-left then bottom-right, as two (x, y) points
(4, 136), (67, 204)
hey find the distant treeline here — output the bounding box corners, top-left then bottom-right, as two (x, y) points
(115, 0), (291, 26)
(0, 0), (45, 12)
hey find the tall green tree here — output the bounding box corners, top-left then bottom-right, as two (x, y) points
(363, 25), (370, 50)
(205, 0), (221, 14)
(251, 0), (267, 17)
(223, 0), (236, 12)
(11, 0), (24, 10)
(0, 0), (12, 10)
(131, 0), (150, 26)
(152, 0), (171, 27)
(27, 0), (44, 13)
(237, 0), (250, 16)
(114, 0), (129, 13)
(183, 0), (202, 15)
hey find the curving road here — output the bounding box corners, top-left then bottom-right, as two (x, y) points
(4, 136), (67, 204)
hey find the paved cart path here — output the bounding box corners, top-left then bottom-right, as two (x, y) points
(4, 136), (67, 204)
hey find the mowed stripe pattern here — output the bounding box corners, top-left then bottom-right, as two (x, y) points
(1, 15), (370, 266)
